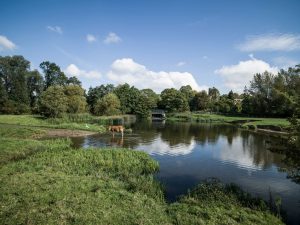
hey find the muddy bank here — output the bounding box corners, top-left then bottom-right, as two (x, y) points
(45, 129), (97, 137)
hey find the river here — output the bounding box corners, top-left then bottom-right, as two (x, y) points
(70, 121), (300, 225)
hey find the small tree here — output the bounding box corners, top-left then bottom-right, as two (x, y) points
(39, 86), (67, 117)
(64, 85), (87, 113)
(94, 93), (121, 116)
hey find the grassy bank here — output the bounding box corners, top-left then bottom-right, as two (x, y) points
(0, 114), (135, 133)
(168, 112), (290, 131)
(0, 125), (283, 224)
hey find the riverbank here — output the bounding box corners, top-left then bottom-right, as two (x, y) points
(167, 112), (290, 132)
(0, 124), (284, 224)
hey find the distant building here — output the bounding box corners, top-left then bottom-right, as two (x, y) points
(151, 109), (166, 121)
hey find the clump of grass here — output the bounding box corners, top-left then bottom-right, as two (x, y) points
(168, 179), (283, 225)
(0, 146), (169, 225)
(0, 124), (46, 139)
(0, 138), (71, 166)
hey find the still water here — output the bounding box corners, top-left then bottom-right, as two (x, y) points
(71, 121), (300, 224)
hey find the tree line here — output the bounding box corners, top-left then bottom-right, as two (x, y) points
(0, 55), (299, 119)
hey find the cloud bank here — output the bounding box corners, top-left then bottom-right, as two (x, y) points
(65, 64), (101, 79)
(215, 55), (278, 93)
(0, 35), (16, 51)
(107, 58), (204, 93)
(238, 34), (300, 51)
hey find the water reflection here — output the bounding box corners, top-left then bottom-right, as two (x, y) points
(71, 121), (300, 225)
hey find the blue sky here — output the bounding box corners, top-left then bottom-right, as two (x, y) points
(1, 0), (300, 93)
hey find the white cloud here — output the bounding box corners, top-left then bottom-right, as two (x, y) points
(177, 61), (186, 67)
(86, 34), (97, 43)
(104, 32), (121, 44)
(64, 64), (101, 79)
(0, 35), (16, 51)
(47, 26), (63, 34)
(238, 34), (300, 51)
(215, 55), (278, 93)
(107, 58), (205, 93)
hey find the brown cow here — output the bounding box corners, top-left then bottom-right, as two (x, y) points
(108, 125), (124, 137)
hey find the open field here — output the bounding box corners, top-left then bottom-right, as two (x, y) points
(0, 124), (284, 225)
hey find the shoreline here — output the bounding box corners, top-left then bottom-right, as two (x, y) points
(44, 128), (97, 138)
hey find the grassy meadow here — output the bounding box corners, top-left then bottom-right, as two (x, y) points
(0, 124), (284, 225)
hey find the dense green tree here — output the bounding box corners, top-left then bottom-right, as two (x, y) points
(191, 90), (209, 111)
(39, 86), (68, 118)
(87, 84), (115, 114)
(159, 88), (189, 112)
(242, 68), (299, 117)
(228, 90), (234, 100)
(26, 70), (44, 109)
(67, 76), (82, 86)
(0, 56), (31, 113)
(94, 93), (121, 116)
(64, 85), (87, 113)
(208, 87), (220, 102)
(179, 85), (196, 108)
(114, 84), (141, 114)
(40, 61), (68, 89)
(141, 89), (159, 109)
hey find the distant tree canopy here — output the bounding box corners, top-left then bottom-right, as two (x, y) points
(0, 55), (299, 119)
(242, 69), (299, 117)
(94, 93), (121, 116)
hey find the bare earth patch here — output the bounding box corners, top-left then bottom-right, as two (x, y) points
(45, 129), (96, 137)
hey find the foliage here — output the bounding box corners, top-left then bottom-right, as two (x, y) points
(64, 85), (87, 113)
(0, 55), (31, 114)
(39, 61), (68, 89)
(26, 70), (44, 110)
(168, 179), (283, 225)
(67, 76), (82, 86)
(94, 93), (121, 116)
(191, 90), (210, 111)
(242, 68), (299, 117)
(39, 86), (68, 117)
(87, 84), (115, 114)
(159, 88), (189, 112)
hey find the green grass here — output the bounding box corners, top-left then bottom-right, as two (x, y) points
(167, 112), (290, 131)
(0, 124), (283, 225)
(168, 180), (283, 225)
(0, 114), (136, 133)
(0, 114), (106, 132)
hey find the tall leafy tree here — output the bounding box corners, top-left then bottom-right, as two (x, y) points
(114, 83), (140, 114)
(160, 88), (189, 112)
(40, 61), (68, 89)
(87, 84), (114, 114)
(94, 93), (121, 116)
(39, 86), (67, 118)
(208, 87), (220, 102)
(67, 76), (82, 86)
(140, 88), (159, 109)
(64, 85), (87, 113)
(0, 56), (30, 113)
(191, 90), (209, 111)
(26, 70), (44, 109)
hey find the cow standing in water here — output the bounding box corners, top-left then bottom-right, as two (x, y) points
(108, 125), (124, 138)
